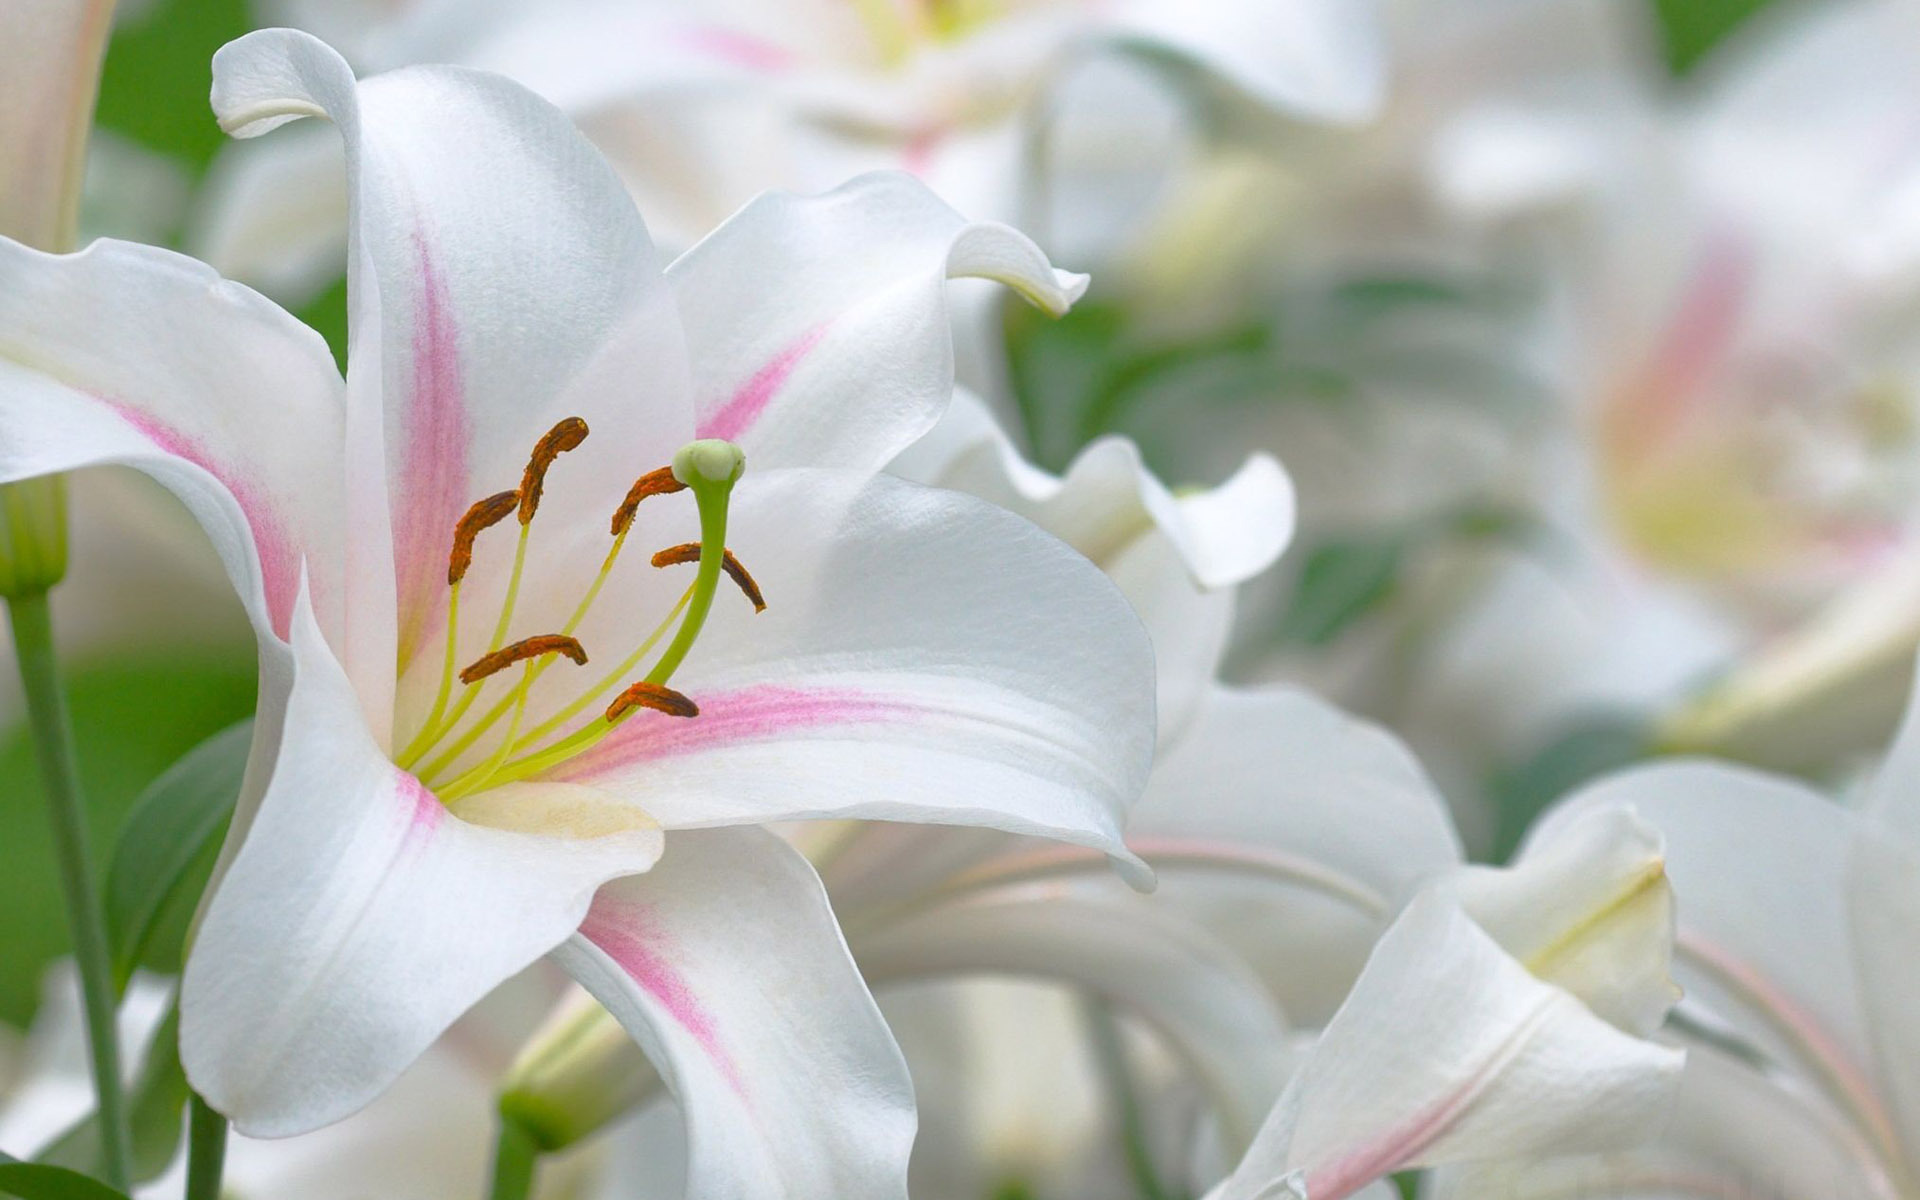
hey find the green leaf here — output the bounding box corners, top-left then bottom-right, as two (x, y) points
(1274, 534), (1407, 648)
(105, 720), (251, 990)
(0, 653), (255, 1031)
(1649, 0), (1781, 76)
(0, 1162), (132, 1200)
(38, 1003), (190, 1183)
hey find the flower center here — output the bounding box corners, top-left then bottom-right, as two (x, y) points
(394, 421), (760, 802)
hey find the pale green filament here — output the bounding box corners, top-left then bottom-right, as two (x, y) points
(407, 531), (634, 778)
(437, 661), (537, 802)
(397, 523), (532, 770)
(395, 582), (462, 766)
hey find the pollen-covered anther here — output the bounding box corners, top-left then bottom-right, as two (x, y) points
(605, 681), (699, 722)
(650, 542), (767, 612)
(459, 634), (589, 685)
(448, 490), (520, 585)
(609, 465), (686, 536)
(518, 416), (591, 524)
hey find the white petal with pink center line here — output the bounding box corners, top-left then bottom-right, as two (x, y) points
(549, 467), (1156, 885)
(670, 172), (1086, 473)
(1208, 892), (1683, 1200)
(211, 29), (696, 709)
(0, 235), (345, 645)
(181, 587), (664, 1136)
(551, 826), (916, 1200)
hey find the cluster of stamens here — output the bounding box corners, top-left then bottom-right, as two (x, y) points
(396, 419), (760, 802)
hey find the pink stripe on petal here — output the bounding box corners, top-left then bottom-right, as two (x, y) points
(697, 322), (830, 443)
(392, 234), (469, 665)
(674, 25), (794, 71)
(113, 406), (301, 639)
(579, 898), (746, 1097)
(560, 684), (907, 779)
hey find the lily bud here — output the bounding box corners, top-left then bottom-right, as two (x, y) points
(0, 476), (69, 598)
(497, 990), (660, 1152)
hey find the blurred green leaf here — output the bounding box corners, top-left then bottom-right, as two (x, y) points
(0, 1162), (131, 1200)
(1487, 714), (1655, 863)
(1649, 0), (1780, 75)
(0, 654), (255, 1031)
(39, 1004), (189, 1183)
(1276, 534), (1407, 648)
(106, 721), (249, 989)
(95, 0), (253, 174)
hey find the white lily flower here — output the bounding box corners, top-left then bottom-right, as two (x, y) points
(196, 0), (1386, 301)
(0, 29), (1158, 1190)
(1429, 650), (1920, 1200)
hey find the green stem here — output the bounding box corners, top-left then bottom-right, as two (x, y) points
(185, 1092), (228, 1200)
(5, 590), (132, 1190)
(487, 1116), (540, 1200)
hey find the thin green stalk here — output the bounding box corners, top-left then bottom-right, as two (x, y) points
(487, 1116), (540, 1200)
(5, 590), (132, 1190)
(185, 1092), (227, 1200)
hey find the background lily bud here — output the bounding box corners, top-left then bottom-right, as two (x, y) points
(497, 990), (660, 1153)
(0, 476), (70, 598)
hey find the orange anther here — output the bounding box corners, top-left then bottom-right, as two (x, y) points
(459, 634), (588, 684)
(605, 681), (699, 722)
(448, 490), (520, 585)
(650, 543), (766, 612)
(610, 465), (686, 536)
(519, 416), (591, 524)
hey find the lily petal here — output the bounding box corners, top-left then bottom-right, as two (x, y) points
(1210, 892), (1683, 1200)
(556, 467), (1156, 885)
(550, 827), (916, 1200)
(669, 172), (1086, 473)
(1530, 762), (1897, 1163)
(1429, 1043), (1904, 1200)
(190, 121), (350, 308)
(853, 892), (1292, 1154)
(210, 29), (696, 702)
(181, 586), (664, 1136)
(0, 235), (345, 644)
(1109, 0), (1386, 125)
(1442, 806), (1678, 1037)
(0, 0), (114, 248)
(893, 391), (1293, 740)
(1128, 685), (1463, 1024)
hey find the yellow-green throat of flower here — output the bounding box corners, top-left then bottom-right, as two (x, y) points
(396, 421), (760, 802)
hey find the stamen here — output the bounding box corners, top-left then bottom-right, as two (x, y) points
(605, 681), (699, 721)
(519, 416), (590, 525)
(448, 490), (518, 585)
(610, 466), (686, 536)
(651, 543), (766, 612)
(459, 634), (588, 684)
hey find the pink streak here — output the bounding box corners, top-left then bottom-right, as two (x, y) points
(113, 407), (300, 639)
(579, 897), (746, 1096)
(1678, 932), (1900, 1159)
(1604, 235), (1752, 463)
(675, 25), (794, 72)
(901, 127), (944, 178)
(1303, 1000), (1558, 1200)
(560, 684), (907, 779)
(393, 233), (468, 664)
(696, 322), (831, 443)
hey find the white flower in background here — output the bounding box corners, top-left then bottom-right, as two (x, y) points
(503, 403), (1683, 1199)
(196, 0), (1387, 303)
(0, 28), (1161, 1196)
(1431, 651), (1920, 1199)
